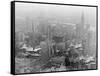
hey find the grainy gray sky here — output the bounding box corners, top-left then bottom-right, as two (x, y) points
(15, 2), (96, 32)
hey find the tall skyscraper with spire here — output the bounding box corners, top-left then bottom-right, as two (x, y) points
(76, 11), (85, 40)
(81, 11), (85, 26)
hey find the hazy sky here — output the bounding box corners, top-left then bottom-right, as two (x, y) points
(15, 2), (97, 32)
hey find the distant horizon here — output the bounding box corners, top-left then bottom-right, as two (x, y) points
(15, 2), (96, 32)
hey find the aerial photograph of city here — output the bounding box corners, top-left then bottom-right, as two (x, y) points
(14, 2), (97, 74)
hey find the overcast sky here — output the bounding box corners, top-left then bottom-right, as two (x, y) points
(15, 2), (97, 32)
